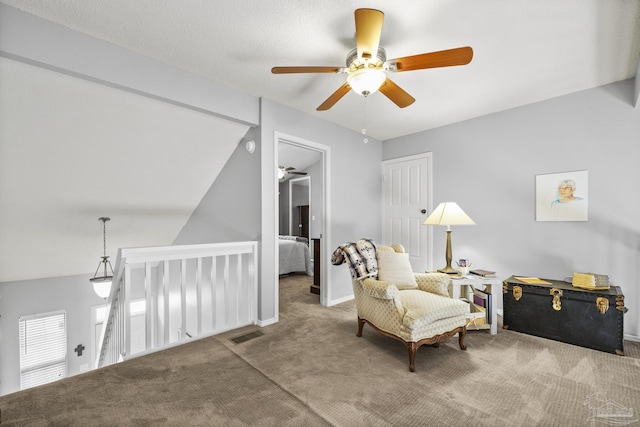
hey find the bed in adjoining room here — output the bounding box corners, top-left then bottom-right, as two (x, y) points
(279, 236), (313, 276)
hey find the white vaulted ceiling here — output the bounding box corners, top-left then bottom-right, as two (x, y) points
(0, 1), (638, 282)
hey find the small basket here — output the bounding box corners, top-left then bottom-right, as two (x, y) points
(465, 303), (487, 329)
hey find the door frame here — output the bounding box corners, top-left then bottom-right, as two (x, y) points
(381, 152), (434, 271)
(274, 132), (331, 308)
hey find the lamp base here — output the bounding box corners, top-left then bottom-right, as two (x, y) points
(437, 228), (458, 274)
(437, 266), (460, 275)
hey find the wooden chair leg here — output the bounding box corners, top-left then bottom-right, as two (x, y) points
(407, 342), (417, 372)
(458, 326), (467, 350)
(356, 317), (365, 337)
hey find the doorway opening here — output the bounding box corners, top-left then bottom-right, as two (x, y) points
(275, 134), (330, 309)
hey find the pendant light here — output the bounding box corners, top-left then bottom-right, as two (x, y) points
(90, 217), (114, 299)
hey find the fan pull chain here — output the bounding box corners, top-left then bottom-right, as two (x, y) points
(361, 98), (368, 143)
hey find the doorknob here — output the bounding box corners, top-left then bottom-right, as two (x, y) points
(421, 209), (427, 214)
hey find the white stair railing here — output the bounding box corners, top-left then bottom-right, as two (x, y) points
(96, 242), (258, 368)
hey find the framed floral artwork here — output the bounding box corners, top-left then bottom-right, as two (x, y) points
(535, 170), (588, 221)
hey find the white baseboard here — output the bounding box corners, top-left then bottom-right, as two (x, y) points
(328, 294), (354, 306)
(624, 334), (640, 343)
(256, 317), (278, 327)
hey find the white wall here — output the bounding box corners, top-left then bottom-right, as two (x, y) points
(0, 274), (107, 395)
(173, 126), (261, 245)
(383, 79), (640, 339)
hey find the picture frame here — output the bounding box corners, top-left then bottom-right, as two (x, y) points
(535, 170), (588, 222)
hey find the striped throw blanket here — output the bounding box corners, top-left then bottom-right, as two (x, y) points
(331, 238), (378, 280)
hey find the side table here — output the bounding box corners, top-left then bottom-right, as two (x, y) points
(448, 275), (502, 335)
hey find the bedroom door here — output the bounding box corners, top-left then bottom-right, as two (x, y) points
(382, 153), (433, 272)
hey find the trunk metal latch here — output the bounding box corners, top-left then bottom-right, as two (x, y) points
(512, 285), (522, 301)
(596, 297), (609, 314)
(550, 288), (563, 311)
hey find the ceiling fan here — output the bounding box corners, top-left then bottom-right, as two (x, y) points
(278, 166), (307, 179)
(272, 8), (473, 111)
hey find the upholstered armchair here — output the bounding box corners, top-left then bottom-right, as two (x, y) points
(333, 240), (468, 372)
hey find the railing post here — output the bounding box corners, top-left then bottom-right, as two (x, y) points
(145, 262), (153, 351)
(252, 243), (258, 323)
(236, 254), (242, 326)
(224, 254), (230, 328)
(180, 258), (187, 340)
(196, 257), (202, 336)
(211, 256), (217, 331)
(163, 260), (170, 346)
(124, 264), (131, 358)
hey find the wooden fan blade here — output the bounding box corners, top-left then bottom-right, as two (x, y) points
(271, 66), (342, 74)
(378, 78), (415, 108)
(317, 83), (351, 111)
(355, 8), (384, 60)
(391, 46), (473, 72)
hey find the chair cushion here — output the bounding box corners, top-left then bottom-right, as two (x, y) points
(399, 290), (468, 330)
(377, 250), (418, 290)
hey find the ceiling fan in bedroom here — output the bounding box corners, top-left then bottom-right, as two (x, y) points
(271, 8), (473, 111)
(278, 166), (307, 179)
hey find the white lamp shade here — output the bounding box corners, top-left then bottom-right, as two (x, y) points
(423, 202), (475, 226)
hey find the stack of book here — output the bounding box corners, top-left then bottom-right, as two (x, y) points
(572, 272), (610, 290)
(469, 269), (496, 278)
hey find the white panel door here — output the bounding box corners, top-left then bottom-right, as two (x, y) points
(382, 154), (432, 272)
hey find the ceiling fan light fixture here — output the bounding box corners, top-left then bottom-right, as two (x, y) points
(347, 67), (386, 96)
(271, 9), (472, 110)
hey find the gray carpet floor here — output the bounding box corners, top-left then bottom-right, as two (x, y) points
(1, 273), (639, 426)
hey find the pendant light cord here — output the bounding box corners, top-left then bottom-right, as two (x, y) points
(102, 219), (107, 257)
(98, 217), (113, 276)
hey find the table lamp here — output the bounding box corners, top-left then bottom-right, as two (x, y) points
(423, 202), (475, 274)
